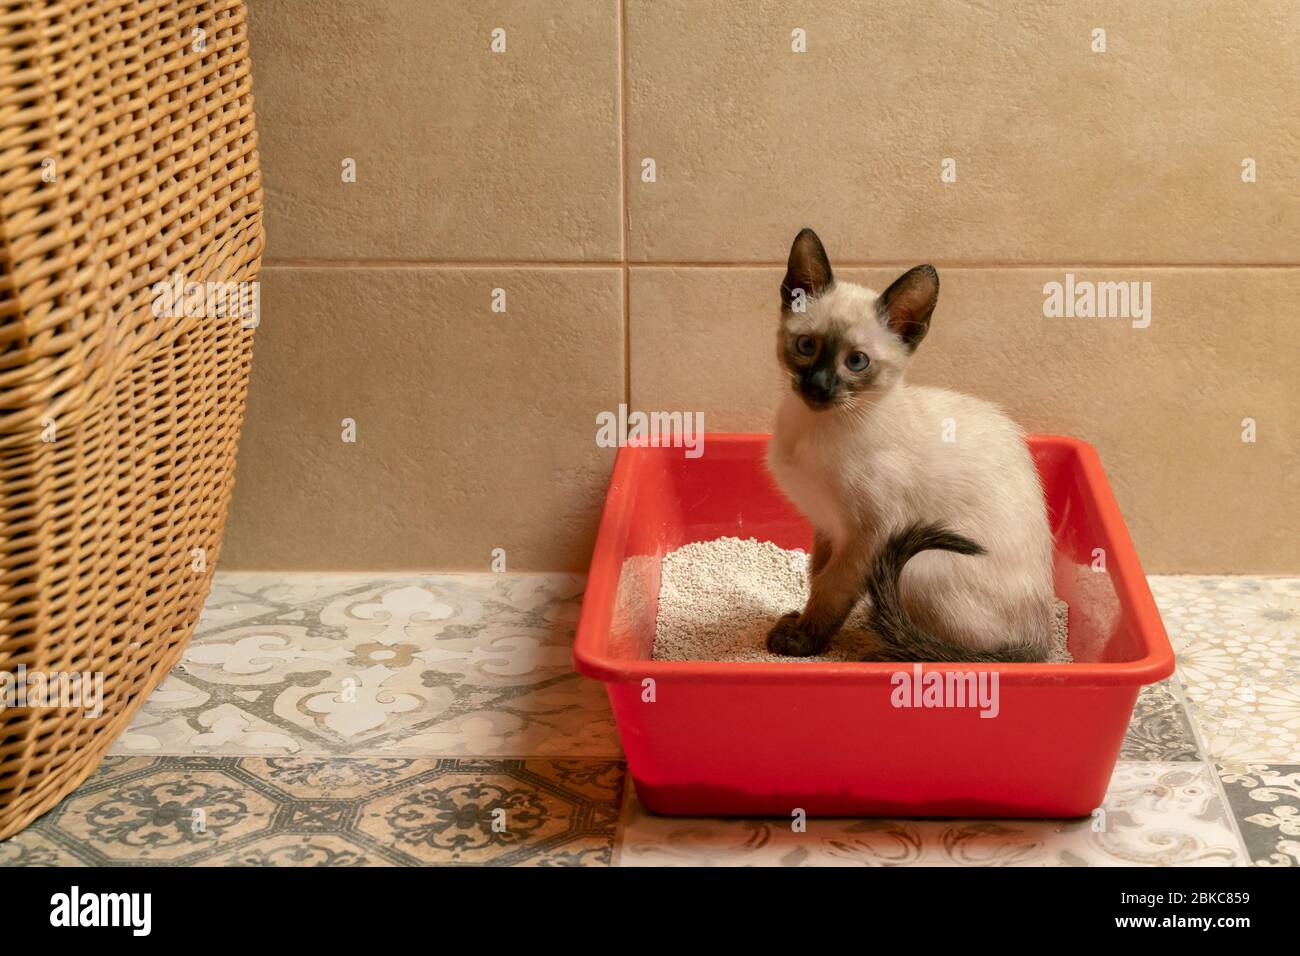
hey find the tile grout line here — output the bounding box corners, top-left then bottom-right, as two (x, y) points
(1149, 578), (1251, 862)
(263, 259), (625, 268)
(623, 261), (1300, 270)
(261, 259), (1300, 271)
(108, 750), (624, 761)
(1168, 671), (1253, 864)
(610, 773), (636, 867)
(618, 0), (631, 410)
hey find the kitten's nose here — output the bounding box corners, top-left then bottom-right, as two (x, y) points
(795, 366), (837, 403)
(799, 373), (834, 406)
(802, 383), (831, 403)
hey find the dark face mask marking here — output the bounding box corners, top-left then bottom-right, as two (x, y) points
(783, 332), (842, 408)
(800, 352), (840, 406)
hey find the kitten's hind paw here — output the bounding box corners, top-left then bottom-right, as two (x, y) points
(766, 612), (827, 657)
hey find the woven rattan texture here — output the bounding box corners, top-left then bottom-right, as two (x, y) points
(0, 0), (263, 839)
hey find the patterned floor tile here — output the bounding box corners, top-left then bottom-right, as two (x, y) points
(1217, 763), (1300, 867)
(7, 571), (1291, 867)
(206, 833), (386, 867)
(356, 759), (623, 866)
(0, 830), (84, 866)
(615, 762), (1244, 867)
(1119, 678), (1201, 761)
(1149, 576), (1300, 763)
(112, 573), (621, 759)
(0, 756), (625, 867)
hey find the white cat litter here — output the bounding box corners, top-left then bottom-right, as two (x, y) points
(652, 536), (1071, 663)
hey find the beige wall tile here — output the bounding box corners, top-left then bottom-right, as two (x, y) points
(626, 0), (1300, 263)
(221, 267), (623, 571)
(629, 265), (1300, 573)
(248, 1), (621, 261)
(229, 1), (1296, 573)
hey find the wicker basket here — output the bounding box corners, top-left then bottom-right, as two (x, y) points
(0, 0), (263, 839)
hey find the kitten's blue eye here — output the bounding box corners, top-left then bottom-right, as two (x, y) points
(845, 351), (870, 372)
(795, 335), (816, 356)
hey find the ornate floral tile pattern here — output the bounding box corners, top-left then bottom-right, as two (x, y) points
(1119, 679), (1201, 762)
(1148, 576), (1300, 764)
(615, 763), (1244, 867)
(1, 571), (1294, 867)
(1217, 763), (1300, 867)
(111, 573), (620, 759)
(0, 756), (624, 867)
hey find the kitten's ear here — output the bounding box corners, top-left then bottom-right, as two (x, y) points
(877, 265), (939, 350)
(781, 228), (833, 311)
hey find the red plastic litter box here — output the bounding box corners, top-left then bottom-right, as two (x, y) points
(574, 433), (1175, 818)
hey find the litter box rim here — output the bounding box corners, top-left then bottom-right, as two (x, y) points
(574, 433), (1175, 688)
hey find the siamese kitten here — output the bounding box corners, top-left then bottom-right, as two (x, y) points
(765, 228), (1056, 663)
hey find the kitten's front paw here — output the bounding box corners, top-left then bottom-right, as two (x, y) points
(766, 612), (825, 657)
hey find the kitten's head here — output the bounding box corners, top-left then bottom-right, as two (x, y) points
(778, 227), (938, 412)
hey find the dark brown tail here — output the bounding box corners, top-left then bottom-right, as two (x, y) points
(865, 522), (1043, 663)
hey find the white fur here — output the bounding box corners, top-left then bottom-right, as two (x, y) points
(767, 280), (1056, 655)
